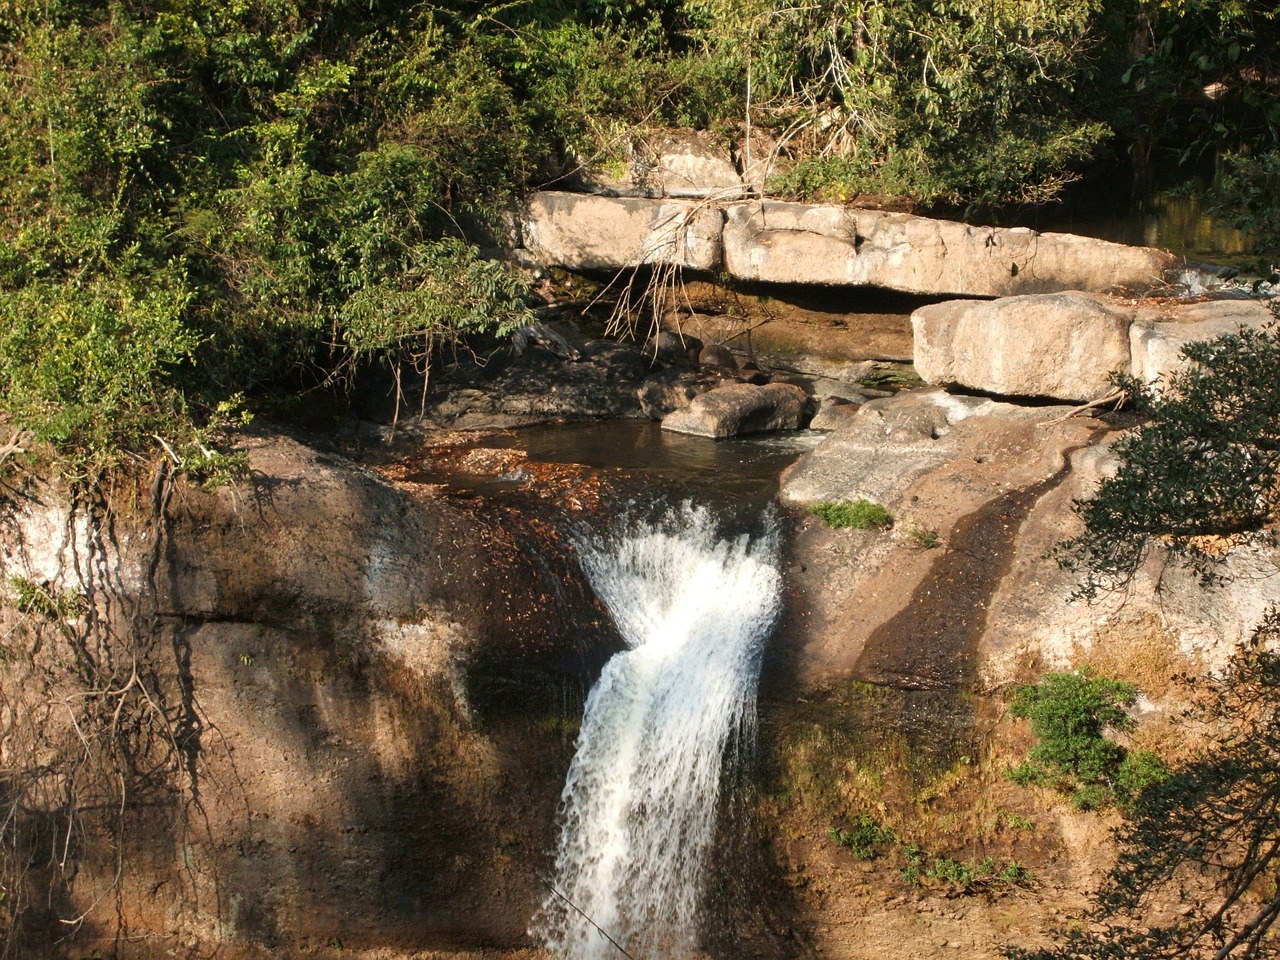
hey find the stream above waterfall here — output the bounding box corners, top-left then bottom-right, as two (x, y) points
(459, 420), (824, 510)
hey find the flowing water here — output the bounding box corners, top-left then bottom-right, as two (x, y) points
(532, 502), (782, 960)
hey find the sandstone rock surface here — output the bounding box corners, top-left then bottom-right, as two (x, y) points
(721, 201), (1174, 297)
(1130, 297), (1276, 389)
(911, 291), (1133, 401)
(780, 388), (1042, 507)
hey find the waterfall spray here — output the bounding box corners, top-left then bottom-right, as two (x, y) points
(533, 503), (781, 960)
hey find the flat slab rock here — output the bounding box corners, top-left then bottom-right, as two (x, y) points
(661, 381), (808, 438)
(521, 191), (723, 273)
(722, 202), (1175, 298)
(519, 191), (1176, 299)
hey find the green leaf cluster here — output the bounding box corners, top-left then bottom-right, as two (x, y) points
(829, 813), (897, 859)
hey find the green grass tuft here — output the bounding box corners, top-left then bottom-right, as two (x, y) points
(807, 499), (893, 530)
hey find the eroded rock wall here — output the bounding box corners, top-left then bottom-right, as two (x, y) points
(0, 434), (617, 958)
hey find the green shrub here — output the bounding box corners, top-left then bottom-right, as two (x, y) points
(807, 499), (893, 530)
(1114, 749), (1170, 806)
(0, 276), (199, 475)
(1007, 670), (1155, 809)
(1058, 320), (1280, 598)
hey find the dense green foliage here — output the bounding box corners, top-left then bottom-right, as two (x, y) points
(1058, 318), (1280, 597)
(0, 0), (547, 474)
(1007, 670), (1167, 810)
(0, 0), (1274, 473)
(1009, 612), (1280, 960)
(716, 0), (1110, 205)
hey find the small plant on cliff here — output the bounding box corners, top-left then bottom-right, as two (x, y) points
(9, 576), (84, 622)
(830, 813), (898, 859)
(808, 499), (893, 530)
(1006, 670), (1167, 810)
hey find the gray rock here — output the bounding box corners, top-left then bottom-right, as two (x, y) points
(638, 368), (716, 419)
(912, 291), (1133, 402)
(808, 396), (862, 431)
(521, 192), (723, 273)
(1130, 297), (1276, 391)
(520, 192), (1176, 299)
(646, 129), (744, 199)
(511, 320), (587, 360)
(697, 342), (738, 370)
(645, 330), (698, 365)
(567, 129), (745, 199)
(779, 388), (1062, 507)
(661, 382), (809, 438)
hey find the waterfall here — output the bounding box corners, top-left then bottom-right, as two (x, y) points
(533, 503), (782, 960)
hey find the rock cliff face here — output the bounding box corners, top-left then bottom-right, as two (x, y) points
(0, 434), (621, 958)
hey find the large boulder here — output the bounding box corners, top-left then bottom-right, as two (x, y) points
(721, 202), (1175, 297)
(912, 291), (1133, 401)
(521, 191), (723, 273)
(661, 381), (808, 437)
(1130, 297), (1276, 390)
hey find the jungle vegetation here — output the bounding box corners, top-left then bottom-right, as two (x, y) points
(0, 0), (1276, 475)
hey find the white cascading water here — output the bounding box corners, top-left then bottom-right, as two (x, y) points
(532, 503), (781, 960)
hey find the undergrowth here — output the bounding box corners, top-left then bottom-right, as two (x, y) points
(830, 814), (1032, 893)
